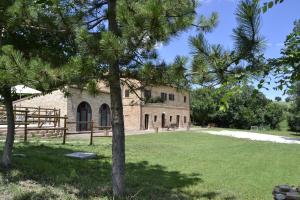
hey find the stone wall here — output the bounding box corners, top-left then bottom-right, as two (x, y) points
(95, 80), (191, 131)
(13, 90), (67, 126)
(66, 88), (111, 132)
(13, 90), (67, 115)
(12, 83), (191, 133)
(141, 105), (190, 130)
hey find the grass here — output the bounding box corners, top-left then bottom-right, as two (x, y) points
(0, 131), (300, 199)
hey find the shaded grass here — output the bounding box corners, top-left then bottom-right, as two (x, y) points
(0, 131), (300, 199)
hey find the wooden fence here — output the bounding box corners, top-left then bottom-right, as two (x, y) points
(0, 105), (61, 127)
(65, 120), (111, 145)
(0, 105), (111, 145)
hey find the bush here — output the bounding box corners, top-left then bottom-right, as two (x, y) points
(287, 113), (300, 132)
(264, 103), (285, 129)
(191, 86), (286, 129)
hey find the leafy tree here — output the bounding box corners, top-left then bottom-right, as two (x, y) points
(191, 86), (285, 130)
(264, 102), (285, 129)
(286, 82), (300, 131)
(214, 86), (269, 129)
(191, 87), (219, 126)
(271, 20), (300, 90)
(0, 0), (77, 168)
(275, 96), (282, 102)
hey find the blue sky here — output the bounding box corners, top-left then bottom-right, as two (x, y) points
(157, 0), (300, 100)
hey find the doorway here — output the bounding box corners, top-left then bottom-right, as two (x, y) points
(99, 104), (111, 127)
(161, 113), (165, 128)
(145, 114), (149, 130)
(77, 102), (92, 131)
(176, 115), (180, 128)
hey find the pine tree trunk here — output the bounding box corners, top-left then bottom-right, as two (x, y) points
(108, 0), (125, 197)
(1, 87), (15, 169)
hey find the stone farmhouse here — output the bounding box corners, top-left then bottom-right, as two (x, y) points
(14, 82), (190, 133)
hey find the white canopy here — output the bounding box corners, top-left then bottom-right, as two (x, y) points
(12, 85), (41, 94)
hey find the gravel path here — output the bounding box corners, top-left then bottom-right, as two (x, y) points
(202, 130), (300, 144)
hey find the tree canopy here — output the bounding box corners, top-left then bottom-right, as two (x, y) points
(270, 20), (300, 91)
(0, 0), (78, 168)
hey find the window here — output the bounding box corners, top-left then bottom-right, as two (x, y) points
(169, 94), (175, 101)
(125, 89), (130, 97)
(144, 90), (151, 99)
(77, 102), (92, 131)
(184, 96), (187, 103)
(154, 115), (157, 122)
(170, 116), (172, 122)
(184, 116), (187, 123)
(99, 104), (111, 127)
(161, 92), (167, 101)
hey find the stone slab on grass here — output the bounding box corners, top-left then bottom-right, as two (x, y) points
(65, 152), (97, 160)
(13, 154), (26, 157)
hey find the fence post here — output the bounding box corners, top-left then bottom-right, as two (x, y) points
(90, 120), (94, 145)
(38, 106), (41, 127)
(63, 115), (67, 145)
(24, 108), (28, 142)
(58, 109), (61, 127)
(13, 105), (16, 121)
(105, 127), (108, 136)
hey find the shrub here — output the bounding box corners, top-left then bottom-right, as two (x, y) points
(264, 103), (285, 129)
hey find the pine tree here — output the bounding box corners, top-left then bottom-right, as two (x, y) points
(65, 0), (197, 197)
(190, 0), (265, 88)
(0, 0), (77, 169)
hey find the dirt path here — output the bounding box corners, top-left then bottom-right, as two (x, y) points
(201, 129), (300, 144)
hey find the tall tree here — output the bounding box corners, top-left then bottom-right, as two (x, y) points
(65, 0), (197, 197)
(0, 0), (77, 168)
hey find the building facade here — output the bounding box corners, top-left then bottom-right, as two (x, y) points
(14, 83), (190, 133)
(122, 85), (190, 130)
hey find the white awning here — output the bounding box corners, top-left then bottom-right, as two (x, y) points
(12, 85), (41, 94)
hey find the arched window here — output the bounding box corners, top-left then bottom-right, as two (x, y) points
(77, 102), (92, 131)
(99, 104), (111, 127)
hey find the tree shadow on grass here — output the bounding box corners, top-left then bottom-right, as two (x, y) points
(0, 144), (234, 199)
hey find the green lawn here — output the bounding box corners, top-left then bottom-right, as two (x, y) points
(1, 131), (300, 199)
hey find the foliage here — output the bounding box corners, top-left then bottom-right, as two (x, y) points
(270, 20), (300, 91)
(264, 102), (286, 129)
(190, 0), (265, 88)
(65, 0), (197, 88)
(287, 112), (300, 132)
(261, 0), (284, 13)
(286, 82), (300, 131)
(0, 0), (78, 168)
(191, 87), (219, 125)
(191, 86), (285, 129)
(275, 96), (282, 102)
